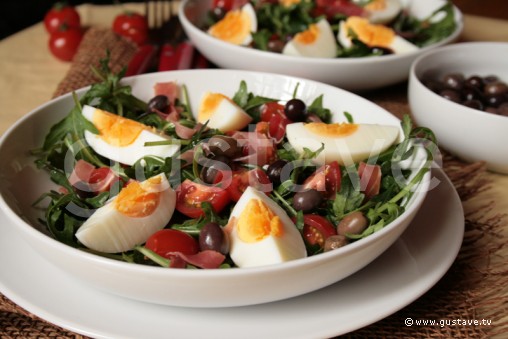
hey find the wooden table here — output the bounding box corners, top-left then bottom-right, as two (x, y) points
(0, 3), (507, 338)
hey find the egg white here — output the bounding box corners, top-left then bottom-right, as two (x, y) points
(282, 18), (337, 58)
(338, 18), (418, 54)
(208, 2), (258, 46)
(364, 0), (402, 24)
(82, 105), (180, 166)
(227, 186), (307, 268)
(197, 92), (253, 132)
(75, 174), (177, 253)
(286, 122), (400, 166)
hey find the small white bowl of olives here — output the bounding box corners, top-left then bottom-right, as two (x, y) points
(408, 42), (508, 174)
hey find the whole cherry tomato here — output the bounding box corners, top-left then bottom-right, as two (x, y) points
(48, 26), (83, 62)
(44, 2), (81, 34)
(112, 11), (149, 46)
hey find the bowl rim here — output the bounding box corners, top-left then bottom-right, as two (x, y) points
(410, 41), (508, 122)
(0, 68), (431, 278)
(178, 0), (464, 65)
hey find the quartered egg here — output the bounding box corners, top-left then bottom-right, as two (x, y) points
(286, 122), (400, 166)
(208, 3), (257, 46)
(282, 18), (337, 58)
(338, 16), (418, 54)
(82, 105), (180, 166)
(76, 174), (176, 253)
(197, 92), (253, 132)
(362, 0), (402, 24)
(227, 186), (307, 268)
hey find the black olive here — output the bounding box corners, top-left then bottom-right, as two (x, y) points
(337, 211), (368, 236)
(465, 75), (484, 91)
(484, 81), (508, 96)
(293, 189), (323, 212)
(284, 99), (307, 122)
(208, 135), (242, 158)
(442, 73), (464, 91)
(498, 102), (508, 116)
(267, 39), (285, 53)
(147, 95), (170, 113)
(266, 159), (290, 185)
(324, 235), (349, 252)
(463, 99), (484, 111)
(199, 222), (229, 255)
(439, 89), (461, 103)
(200, 155), (231, 184)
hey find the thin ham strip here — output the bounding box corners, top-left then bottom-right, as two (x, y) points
(68, 159), (95, 186)
(168, 250), (226, 269)
(154, 82), (179, 105)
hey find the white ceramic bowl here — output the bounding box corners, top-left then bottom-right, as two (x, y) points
(179, 0), (463, 92)
(409, 42), (508, 174)
(0, 70), (430, 308)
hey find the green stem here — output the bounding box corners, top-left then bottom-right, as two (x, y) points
(134, 245), (170, 267)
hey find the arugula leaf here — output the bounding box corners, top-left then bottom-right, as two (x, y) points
(307, 95), (332, 123)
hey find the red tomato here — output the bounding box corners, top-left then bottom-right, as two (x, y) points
(112, 11), (148, 46)
(145, 229), (199, 258)
(315, 0), (365, 19)
(303, 161), (341, 199)
(259, 102), (291, 142)
(48, 26), (83, 62)
(44, 3), (81, 34)
(225, 168), (272, 202)
(176, 180), (231, 218)
(302, 214), (337, 249)
(358, 162), (381, 200)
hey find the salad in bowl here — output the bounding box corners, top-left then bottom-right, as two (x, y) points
(0, 61), (435, 307)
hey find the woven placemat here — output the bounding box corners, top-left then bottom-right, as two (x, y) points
(2, 27), (507, 338)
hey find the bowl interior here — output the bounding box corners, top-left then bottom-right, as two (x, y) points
(179, 0), (463, 91)
(0, 70), (431, 307)
(409, 42), (508, 173)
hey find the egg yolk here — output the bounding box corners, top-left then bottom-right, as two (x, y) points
(344, 16), (395, 47)
(279, 0), (301, 7)
(304, 122), (359, 138)
(237, 199), (283, 243)
(365, 0), (386, 11)
(198, 93), (229, 122)
(295, 23), (320, 45)
(92, 109), (146, 147)
(208, 9), (252, 45)
(114, 176), (162, 218)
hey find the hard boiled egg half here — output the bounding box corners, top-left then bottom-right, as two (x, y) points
(197, 92), (252, 132)
(227, 186), (307, 268)
(361, 0), (402, 24)
(338, 16), (418, 54)
(208, 3), (257, 46)
(282, 18), (337, 58)
(76, 174), (176, 253)
(286, 122), (400, 166)
(82, 105), (180, 166)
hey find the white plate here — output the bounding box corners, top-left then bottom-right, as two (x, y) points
(0, 168), (463, 338)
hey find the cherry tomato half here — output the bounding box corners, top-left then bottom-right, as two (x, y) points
(44, 3), (81, 34)
(88, 167), (124, 194)
(303, 161), (341, 199)
(48, 26), (83, 62)
(145, 229), (199, 258)
(112, 11), (148, 46)
(302, 214), (337, 250)
(176, 179), (231, 219)
(358, 162), (381, 201)
(225, 168), (272, 202)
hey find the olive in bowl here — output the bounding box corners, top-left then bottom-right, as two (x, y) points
(409, 42), (508, 174)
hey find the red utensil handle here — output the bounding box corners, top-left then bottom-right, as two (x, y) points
(158, 41), (195, 71)
(125, 44), (157, 76)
